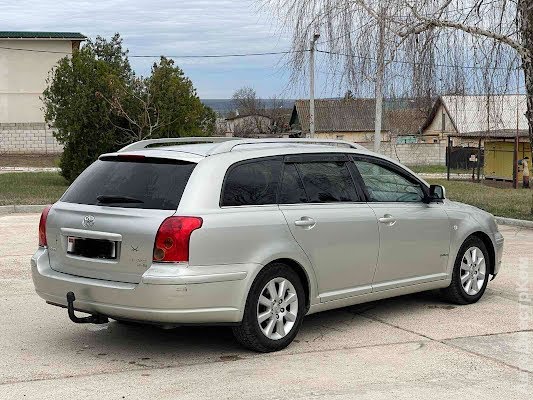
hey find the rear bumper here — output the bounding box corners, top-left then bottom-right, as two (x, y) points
(31, 248), (260, 324)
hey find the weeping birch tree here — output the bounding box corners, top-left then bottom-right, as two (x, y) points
(266, 0), (533, 152)
(265, 1), (421, 151)
(391, 0), (533, 149)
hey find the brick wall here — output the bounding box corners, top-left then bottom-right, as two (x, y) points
(0, 123), (62, 154)
(359, 142), (447, 166)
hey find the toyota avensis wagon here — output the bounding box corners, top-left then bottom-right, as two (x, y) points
(31, 138), (504, 352)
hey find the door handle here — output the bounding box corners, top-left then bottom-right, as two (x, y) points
(378, 214), (396, 226)
(294, 217), (316, 228)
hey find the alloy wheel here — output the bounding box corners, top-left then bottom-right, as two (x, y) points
(256, 277), (299, 340)
(460, 246), (487, 296)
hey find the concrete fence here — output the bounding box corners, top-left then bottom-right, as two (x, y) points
(0, 122), (62, 154)
(0, 126), (447, 166)
(359, 141), (447, 166)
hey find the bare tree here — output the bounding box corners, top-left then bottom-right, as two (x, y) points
(344, 0), (533, 151)
(265, 95), (290, 133)
(97, 76), (180, 145)
(265, 0), (531, 150)
(231, 86), (263, 115)
(230, 87), (286, 136)
(265, 1), (435, 151)
(408, 0), (533, 150)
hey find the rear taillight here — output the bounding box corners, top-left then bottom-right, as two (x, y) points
(153, 216), (203, 263)
(38, 205), (53, 247)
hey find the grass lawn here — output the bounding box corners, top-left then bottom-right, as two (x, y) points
(0, 172), (68, 206)
(429, 179), (533, 221)
(1, 172), (532, 221)
(409, 165), (476, 175)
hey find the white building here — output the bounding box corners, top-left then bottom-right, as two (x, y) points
(224, 114), (274, 137)
(0, 31), (85, 153)
(421, 94), (528, 145)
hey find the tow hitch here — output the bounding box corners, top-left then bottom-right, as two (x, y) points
(66, 292), (109, 324)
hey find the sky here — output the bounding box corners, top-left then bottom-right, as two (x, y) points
(1, 0), (314, 99)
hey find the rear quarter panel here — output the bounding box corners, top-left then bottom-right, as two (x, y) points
(187, 206), (319, 309)
(178, 155), (320, 307)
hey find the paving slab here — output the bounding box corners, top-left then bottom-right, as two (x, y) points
(0, 293), (425, 385)
(445, 331), (533, 373)
(0, 213), (38, 257)
(2, 341), (530, 400)
(0, 213), (532, 399)
(359, 291), (532, 341)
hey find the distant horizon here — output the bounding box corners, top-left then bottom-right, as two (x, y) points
(201, 98), (296, 115)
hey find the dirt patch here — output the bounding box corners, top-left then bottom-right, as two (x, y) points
(0, 155), (60, 168)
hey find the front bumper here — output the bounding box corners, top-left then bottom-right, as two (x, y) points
(31, 248), (260, 324)
(493, 231), (504, 276)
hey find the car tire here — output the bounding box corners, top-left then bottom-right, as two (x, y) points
(232, 263), (305, 353)
(441, 236), (491, 305)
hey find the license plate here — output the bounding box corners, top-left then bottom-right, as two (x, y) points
(67, 236), (117, 259)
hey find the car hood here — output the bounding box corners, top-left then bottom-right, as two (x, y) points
(445, 199), (489, 214)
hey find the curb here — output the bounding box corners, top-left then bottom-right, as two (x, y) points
(417, 173), (473, 181)
(1, 204), (533, 229)
(495, 216), (533, 229)
(0, 167), (60, 173)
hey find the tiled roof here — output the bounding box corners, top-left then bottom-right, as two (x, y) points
(291, 98), (428, 135)
(456, 129), (529, 138)
(292, 98), (378, 133)
(386, 108), (428, 135)
(0, 31), (86, 39)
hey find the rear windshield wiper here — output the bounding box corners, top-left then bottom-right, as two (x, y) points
(96, 195), (144, 204)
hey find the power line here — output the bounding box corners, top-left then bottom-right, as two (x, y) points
(0, 45), (307, 58)
(316, 49), (521, 71)
(130, 50), (307, 59)
(0, 43), (521, 72)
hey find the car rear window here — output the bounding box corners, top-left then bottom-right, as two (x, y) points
(61, 158), (196, 210)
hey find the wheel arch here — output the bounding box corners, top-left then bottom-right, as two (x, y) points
(469, 231), (496, 276)
(264, 258), (312, 312)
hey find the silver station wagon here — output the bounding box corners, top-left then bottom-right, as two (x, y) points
(32, 138), (504, 352)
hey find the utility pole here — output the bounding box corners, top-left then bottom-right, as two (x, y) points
(514, 68), (520, 189)
(309, 33), (320, 139)
(373, 11), (386, 153)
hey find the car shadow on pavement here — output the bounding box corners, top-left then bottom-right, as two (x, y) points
(50, 290), (452, 359)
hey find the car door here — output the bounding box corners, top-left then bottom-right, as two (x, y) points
(351, 155), (451, 291)
(278, 153), (379, 302)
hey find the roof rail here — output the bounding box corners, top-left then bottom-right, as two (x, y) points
(206, 138), (365, 155)
(118, 137), (238, 152)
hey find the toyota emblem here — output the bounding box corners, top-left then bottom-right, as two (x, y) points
(82, 215), (95, 228)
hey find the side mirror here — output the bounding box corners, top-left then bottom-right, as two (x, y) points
(429, 184), (446, 202)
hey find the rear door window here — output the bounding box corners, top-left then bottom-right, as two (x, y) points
(61, 158), (196, 210)
(279, 163), (308, 204)
(279, 155), (360, 204)
(221, 158), (282, 206)
(296, 161), (359, 203)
